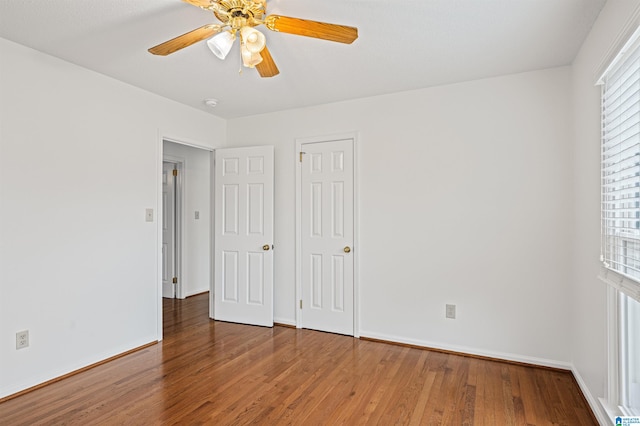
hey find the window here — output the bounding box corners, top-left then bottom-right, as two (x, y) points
(599, 24), (640, 419)
(601, 31), (640, 286)
(620, 294), (640, 415)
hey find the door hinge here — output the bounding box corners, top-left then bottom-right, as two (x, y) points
(299, 152), (305, 163)
(300, 300), (302, 309)
(172, 169), (178, 177)
(172, 277), (178, 284)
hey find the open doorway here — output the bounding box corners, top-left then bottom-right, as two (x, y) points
(161, 140), (213, 336)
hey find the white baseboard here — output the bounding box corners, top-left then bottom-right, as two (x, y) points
(571, 367), (611, 425)
(274, 317), (296, 327)
(184, 289), (209, 298)
(358, 330), (572, 370)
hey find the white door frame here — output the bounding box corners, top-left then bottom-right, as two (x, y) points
(162, 157), (184, 299)
(209, 150), (215, 320)
(295, 132), (360, 337)
(157, 135), (214, 341)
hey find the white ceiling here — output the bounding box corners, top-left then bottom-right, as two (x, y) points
(0, 0), (606, 119)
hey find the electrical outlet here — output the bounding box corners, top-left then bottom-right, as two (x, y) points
(195, 211), (200, 220)
(446, 304), (456, 319)
(16, 330), (29, 349)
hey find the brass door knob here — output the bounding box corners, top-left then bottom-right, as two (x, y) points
(344, 246), (351, 253)
(263, 244), (270, 251)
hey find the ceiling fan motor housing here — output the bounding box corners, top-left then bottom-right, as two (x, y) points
(214, 0), (266, 27)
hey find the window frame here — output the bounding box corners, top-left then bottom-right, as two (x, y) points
(598, 22), (640, 421)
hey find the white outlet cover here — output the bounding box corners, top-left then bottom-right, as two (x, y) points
(446, 304), (456, 319)
(16, 330), (29, 349)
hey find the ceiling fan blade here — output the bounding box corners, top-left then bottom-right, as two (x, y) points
(148, 24), (222, 56)
(256, 46), (280, 78)
(181, 0), (213, 8)
(265, 15), (358, 44)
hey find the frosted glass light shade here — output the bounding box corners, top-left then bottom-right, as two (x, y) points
(241, 45), (263, 68)
(240, 27), (266, 54)
(207, 31), (235, 60)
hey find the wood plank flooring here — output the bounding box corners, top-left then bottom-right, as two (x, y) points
(0, 293), (597, 425)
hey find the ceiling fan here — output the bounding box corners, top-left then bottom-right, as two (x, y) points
(148, 0), (359, 78)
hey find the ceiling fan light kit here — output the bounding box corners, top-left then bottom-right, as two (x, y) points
(241, 45), (263, 68)
(240, 26), (266, 53)
(206, 30), (235, 59)
(148, 0), (358, 78)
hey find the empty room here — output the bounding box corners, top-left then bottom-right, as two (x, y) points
(1, 0), (639, 424)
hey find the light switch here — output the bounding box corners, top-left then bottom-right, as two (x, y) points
(145, 208), (154, 222)
(195, 211), (200, 220)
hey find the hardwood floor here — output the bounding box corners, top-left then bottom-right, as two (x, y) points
(0, 293), (597, 425)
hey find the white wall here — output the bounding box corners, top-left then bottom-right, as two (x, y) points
(163, 141), (212, 298)
(0, 37), (225, 398)
(228, 67), (573, 366)
(570, 1), (640, 423)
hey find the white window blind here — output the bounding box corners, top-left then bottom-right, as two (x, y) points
(601, 31), (640, 302)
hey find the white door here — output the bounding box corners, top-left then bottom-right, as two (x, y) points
(214, 146), (274, 327)
(300, 139), (354, 335)
(162, 162), (177, 298)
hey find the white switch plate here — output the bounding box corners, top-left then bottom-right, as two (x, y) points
(145, 208), (154, 222)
